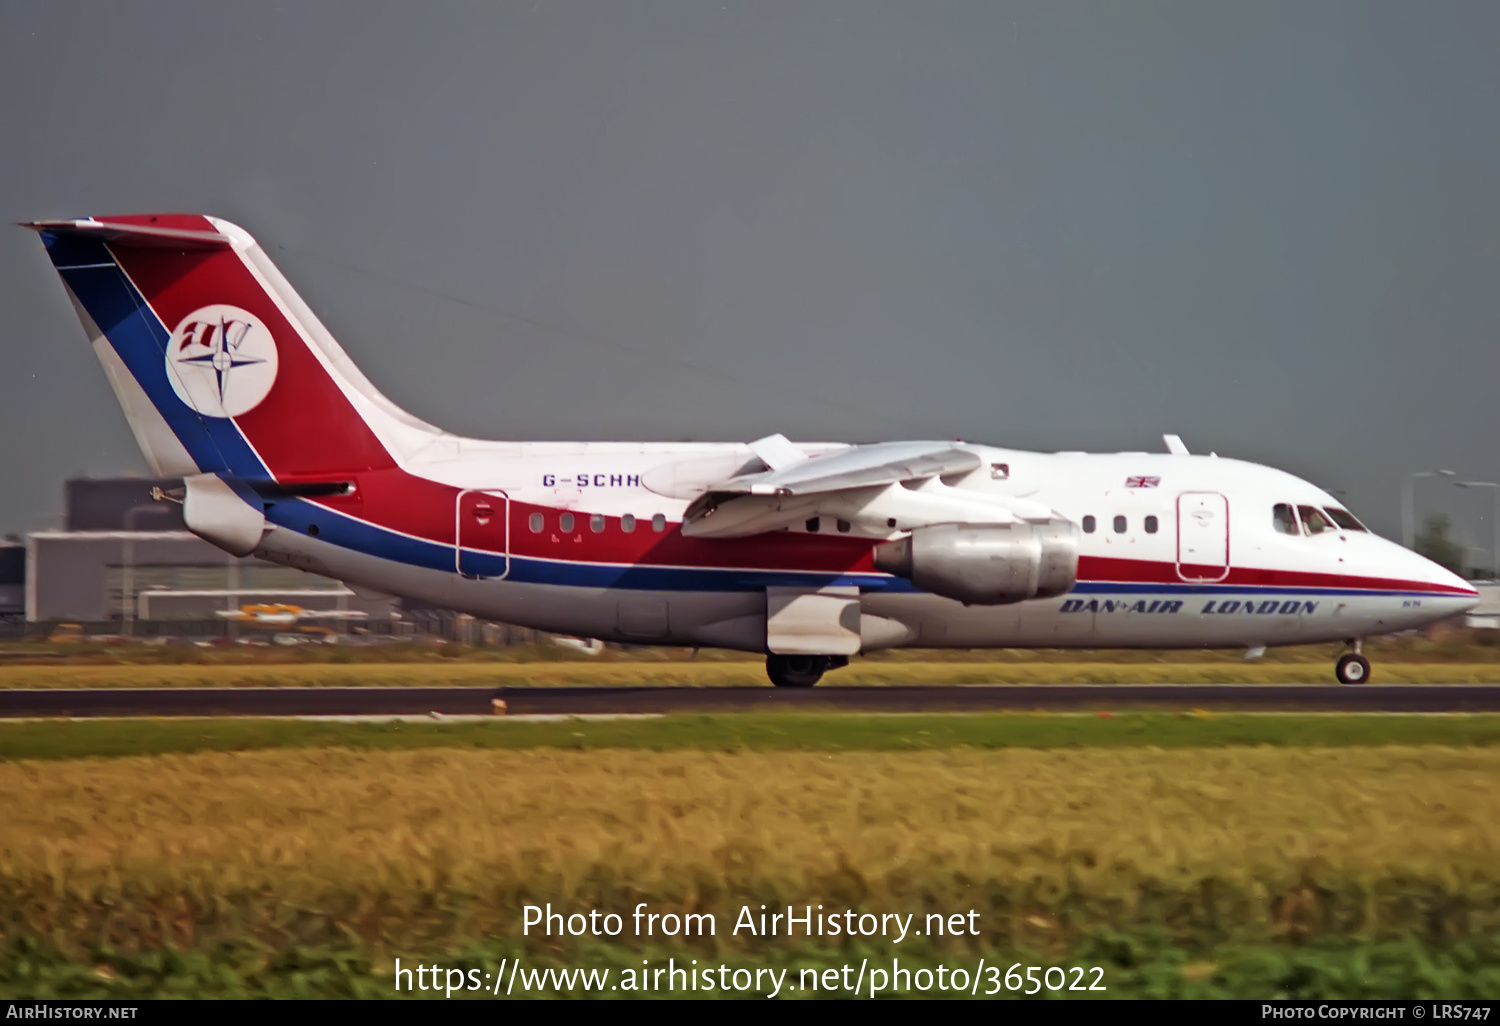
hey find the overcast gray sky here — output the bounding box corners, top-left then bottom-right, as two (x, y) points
(2, 2), (1497, 553)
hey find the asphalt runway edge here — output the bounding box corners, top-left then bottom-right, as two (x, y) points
(4, 684), (1500, 717)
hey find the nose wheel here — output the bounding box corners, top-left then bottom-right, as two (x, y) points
(1335, 653), (1371, 685)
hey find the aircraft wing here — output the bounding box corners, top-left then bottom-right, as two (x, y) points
(265, 609), (369, 620)
(215, 609), (367, 621)
(216, 610), (299, 624)
(720, 441), (981, 497)
(681, 441), (1053, 539)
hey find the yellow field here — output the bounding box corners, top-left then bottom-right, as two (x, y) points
(4, 746), (1498, 950)
(5, 661), (1500, 688)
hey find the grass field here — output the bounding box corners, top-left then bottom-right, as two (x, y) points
(5, 610), (1498, 996)
(4, 635), (1497, 998)
(5, 744), (1498, 916)
(3, 723), (1500, 998)
(4, 713), (1500, 761)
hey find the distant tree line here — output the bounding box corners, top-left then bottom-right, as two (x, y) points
(1414, 514), (1468, 576)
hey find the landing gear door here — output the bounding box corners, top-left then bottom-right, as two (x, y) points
(1176, 492), (1229, 582)
(765, 586), (862, 655)
(456, 489), (510, 580)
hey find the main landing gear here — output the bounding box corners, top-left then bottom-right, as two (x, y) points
(1335, 640), (1370, 685)
(766, 654), (849, 688)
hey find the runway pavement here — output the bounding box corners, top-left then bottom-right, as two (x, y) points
(3, 684), (1500, 718)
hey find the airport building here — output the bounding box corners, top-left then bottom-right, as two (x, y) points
(1466, 582), (1500, 630)
(0, 543), (22, 620)
(24, 477), (399, 629)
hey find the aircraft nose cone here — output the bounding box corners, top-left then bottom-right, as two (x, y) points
(1437, 565), (1482, 608)
(1401, 545), (1480, 610)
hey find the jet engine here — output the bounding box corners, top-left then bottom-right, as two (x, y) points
(871, 519), (1079, 605)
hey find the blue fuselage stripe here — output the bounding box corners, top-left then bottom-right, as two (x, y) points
(271, 499), (1456, 599)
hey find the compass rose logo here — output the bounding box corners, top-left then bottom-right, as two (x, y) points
(165, 304), (279, 418)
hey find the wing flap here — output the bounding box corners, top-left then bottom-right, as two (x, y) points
(726, 441), (981, 497)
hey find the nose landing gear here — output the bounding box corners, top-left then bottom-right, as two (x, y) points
(1335, 640), (1370, 685)
(766, 654), (849, 688)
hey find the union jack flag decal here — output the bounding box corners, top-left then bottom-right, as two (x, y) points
(1125, 476), (1161, 488)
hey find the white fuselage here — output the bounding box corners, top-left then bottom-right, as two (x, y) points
(247, 442), (1477, 653)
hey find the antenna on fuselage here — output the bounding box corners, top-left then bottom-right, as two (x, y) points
(1163, 434), (1189, 455)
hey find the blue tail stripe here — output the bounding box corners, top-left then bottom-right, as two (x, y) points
(43, 232), (268, 480)
(42, 232), (113, 268)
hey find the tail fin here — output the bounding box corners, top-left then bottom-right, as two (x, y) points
(23, 214), (440, 483)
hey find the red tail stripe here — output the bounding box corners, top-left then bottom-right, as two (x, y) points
(110, 243), (396, 476)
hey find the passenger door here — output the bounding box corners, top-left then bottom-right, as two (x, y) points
(455, 489), (510, 580)
(1176, 492), (1229, 582)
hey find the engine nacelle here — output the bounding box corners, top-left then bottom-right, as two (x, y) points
(871, 519), (1079, 605)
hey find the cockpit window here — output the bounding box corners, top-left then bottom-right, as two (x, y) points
(1324, 507), (1367, 532)
(1272, 503), (1298, 535)
(1298, 505), (1335, 535)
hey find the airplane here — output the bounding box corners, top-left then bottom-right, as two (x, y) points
(215, 602), (368, 628)
(21, 214), (1479, 687)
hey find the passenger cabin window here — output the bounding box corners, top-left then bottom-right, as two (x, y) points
(590, 514), (605, 533)
(621, 514), (636, 533)
(559, 512), (575, 533)
(806, 517), (820, 533)
(1324, 508), (1367, 532)
(1298, 506), (1335, 536)
(1144, 515), (1158, 534)
(1082, 515), (1096, 534)
(651, 514), (667, 533)
(1113, 515), (1127, 534)
(1273, 503), (1298, 535)
(529, 512), (544, 533)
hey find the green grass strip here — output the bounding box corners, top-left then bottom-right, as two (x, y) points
(5, 933), (1500, 999)
(5, 712), (1500, 761)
